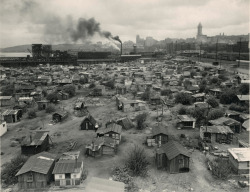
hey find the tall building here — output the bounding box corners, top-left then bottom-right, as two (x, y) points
(196, 22), (208, 43)
(197, 22), (202, 36)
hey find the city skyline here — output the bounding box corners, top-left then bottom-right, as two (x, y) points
(0, 0), (249, 48)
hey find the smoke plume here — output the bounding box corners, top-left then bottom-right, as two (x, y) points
(0, 0), (122, 45)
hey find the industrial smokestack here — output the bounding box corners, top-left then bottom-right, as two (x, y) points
(121, 42), (122, 55)
(112, 36), (122, 55)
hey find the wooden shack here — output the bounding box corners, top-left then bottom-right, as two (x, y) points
(97, 123), (122, 144)
(86, 137), (117, 157)
(52, 110), (68, 122)
(15, 152), (56, 189)
(147, 126), (168, 147)
(80, 114), (99, 131)
(2, 109), (22, 123)
(37, 100), (50, 110)
(177, 115), (196, 129)
(155, 140), (190, 173)
(21, 131), (50, 155)
(200, 125), (234, 144)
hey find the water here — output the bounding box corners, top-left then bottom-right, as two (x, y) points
(0, 52), (31, 57)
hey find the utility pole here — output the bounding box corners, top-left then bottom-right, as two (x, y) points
(238, 37), (242, 67)
(199, 42), (202, 62)
(215, 38), (218, 62)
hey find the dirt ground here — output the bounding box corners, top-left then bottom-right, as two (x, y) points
(1, 91), (249, 192)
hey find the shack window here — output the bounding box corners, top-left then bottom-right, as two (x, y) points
(27, 173), (33, 182)
(65, 173), (71, 179)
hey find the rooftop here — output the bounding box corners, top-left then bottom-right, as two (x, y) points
(228, 148), (250, 162)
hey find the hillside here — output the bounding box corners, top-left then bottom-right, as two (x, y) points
(0, 45), (31, 52)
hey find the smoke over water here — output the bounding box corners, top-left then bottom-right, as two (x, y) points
(0, 0), (122, 47)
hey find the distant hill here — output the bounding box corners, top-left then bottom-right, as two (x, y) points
(0, 45), (32, 52)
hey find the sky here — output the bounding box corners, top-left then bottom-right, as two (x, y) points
(0, 0), (249, 48)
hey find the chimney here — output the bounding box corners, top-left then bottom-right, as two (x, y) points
(74, 155), (78, 169)
(120, 42), (122, 55)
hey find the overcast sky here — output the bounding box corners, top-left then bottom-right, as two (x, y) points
(0, 0), (249, 48)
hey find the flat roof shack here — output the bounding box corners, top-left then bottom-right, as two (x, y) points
(52, 110), (68, 123)
(209, 117), (242, 133)
(192, 93), (205, 102)
(155, 140), (190, 173)
(147, 126), (169, 147)
(37, 100), (50, 110)
(18, 97), (35, 108)
(209, 88), (222, 98)
(0, 120), (7, 137)
(236, 95), (250, 105)
(85, 177), (125, 192)
(177, 115), (196, 129)
(2, 109), (22, 123)
(80, 114), (99, 131)
(228, 148), (250, 174)
(53, 151), (84, 186)
(225, 110), (241, 122)
(21, 131), (50, 155)
(86, 137), (117, 157)
(15, 152), (56, 189)
(0, 96), (15, 107)
(200, 126), (234, 144)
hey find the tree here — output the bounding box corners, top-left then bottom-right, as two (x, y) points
(47, 92), (58, 103)
(63, 85), (76, 97)
(207, 97), (219, 108)
(183, 79), (192, 89)
(46, 105), (56, 113)
(199, 79), (207, 93)
(239, 83), (249, 95)
(42, 89), (47, 97)
(209, 157), (231, 179)
(106, 80), (115, 89)
(201, 71), (208, 77)
(161, 89), (172, 96)
(190, 70), (197, 78)
(89, 82), (95, 89)
(28, 108), (37, 119)
(229, 103), (249, 113)
(218, 74), (228, 81)
(178, 106), (187, 115)
(1, 84), (15, 96)
(79, 77), (88, 84)
(207, 109), (224, 120)
(141, 88), (150, 101)
(220, 89), (238, 104)
(175, 92), (192, 105)
(131, 89), (137, 99)
(125, 145), (150, 176)
(136, 113), (148, 130)
(1, 155), (28, 185)
(189, 107), (207, 125)
(210, 77), (220, 85)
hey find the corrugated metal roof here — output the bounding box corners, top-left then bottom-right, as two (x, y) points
(0, 96), (12, 100)
(237, 95), (249, 101)
(104, 123), (122, 134)
(156, 140), (190, 160)
(52, 161), (82, 174)
(178, 115), (195, 122)
(152, 126), (168, 136)
(16, 152), (56, 176)
(21, 131), (49, 146)
(2, 109), (19, 116)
